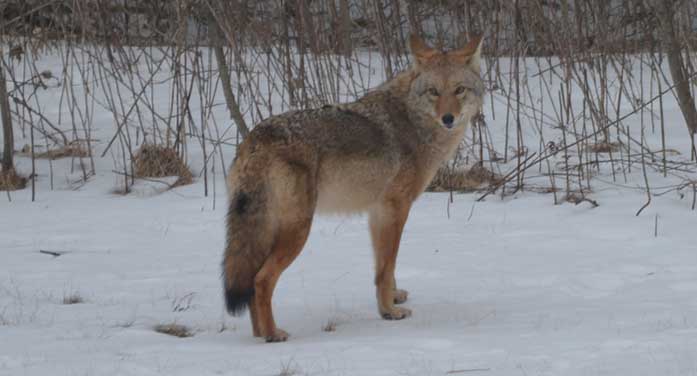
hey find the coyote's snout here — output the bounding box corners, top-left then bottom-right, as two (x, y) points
(222, 34), (485, 342)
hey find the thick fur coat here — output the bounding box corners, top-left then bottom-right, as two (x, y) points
(223, 35), (485, 342)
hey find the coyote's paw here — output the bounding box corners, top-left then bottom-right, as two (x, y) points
(264, 328), (289, 343)
(393, 289), (409, 304)
(381, 306), (412, 320)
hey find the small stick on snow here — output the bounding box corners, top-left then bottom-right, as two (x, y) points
(39, 250), (65, 257)
(446, 368), (491, 374)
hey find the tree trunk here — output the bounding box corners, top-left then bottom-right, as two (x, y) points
(209, 15), (250, 139)
(406, 1), (422, 37)
(0, 60), (15, 172)
(655, 0), (697, 135)
(338, 0), (352, 57)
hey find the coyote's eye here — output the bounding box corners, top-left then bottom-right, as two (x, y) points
(427, 88), (440, 97)
(454, 86), (467, 95)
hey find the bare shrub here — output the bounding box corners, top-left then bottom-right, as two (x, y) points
(428, 164), (501, 193)
(153, 322), (193, 338)
(0, 168), (27, 191)
(133, 144), (192, 187)
(2, 0), (697, 210)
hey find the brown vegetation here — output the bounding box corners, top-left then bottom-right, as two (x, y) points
(0, 168), (26, 191)
(0, 0), (695, 207)
(588, 142), (622, 154)
(153, 323), (193, 338)
(133, 144), (192, 187)
(61, 293), (84, 305)
(428, 164), (501, 193)
(29, 142), (89, 160)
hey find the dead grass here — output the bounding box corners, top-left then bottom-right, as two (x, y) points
(277, 359), (300, 376)
(217, 322), (233, 333)
(153, 322), (193, 338)
(589, 141), (622, 153)
(427, 164), (501, 192)
(565, 192), (600, 207)
(62, 293), (85, 305)
(322, 319), (337, 332)
(28, 142), (89, 160)
(133, 144), (192, 187)
(0, 168), (27, 191)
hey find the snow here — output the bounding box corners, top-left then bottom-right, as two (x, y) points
(2, 49), (697, 375)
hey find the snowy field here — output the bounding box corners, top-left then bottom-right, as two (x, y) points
(2, 50), (697, 375)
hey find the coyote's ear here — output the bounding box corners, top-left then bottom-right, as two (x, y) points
(409, 34), (438, 66)
(452, 35), (484, 73)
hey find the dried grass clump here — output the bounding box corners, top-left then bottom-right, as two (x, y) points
(322, 318), (338, 332)
(0, 168), (27, 191)
(154, 323), (193, 338)
(589, 141), (621, 153)
(427, 164), (501, 192)
(33, 142), (89, 160)
(133, 144), (192, 187)
(62, 293), (85, 305)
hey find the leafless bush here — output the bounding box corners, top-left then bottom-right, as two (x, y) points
(0, 0), (695, 212)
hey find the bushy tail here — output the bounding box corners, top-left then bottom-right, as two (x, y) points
(222, 181), (274, 316)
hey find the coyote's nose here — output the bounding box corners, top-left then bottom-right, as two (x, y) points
(441, 113), (455, 128)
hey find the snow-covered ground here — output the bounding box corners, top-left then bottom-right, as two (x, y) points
(2, 50), (697, 375)
(3, 182), (697, 376)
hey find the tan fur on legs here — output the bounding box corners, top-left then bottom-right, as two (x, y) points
(252, 219), (312, 342)
(393, 275), (409, 305)
(249, 296), (261, 337)
(252, 160), (316, 342)
(370, 200), (412, 319)
(223, 34), (485, 341)
(252, 159), (316, 342)
(393, 289), (408, 305)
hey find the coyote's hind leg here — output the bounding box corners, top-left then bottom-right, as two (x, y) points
(250, 160), (316, 342)
(252, 221), (312, 342)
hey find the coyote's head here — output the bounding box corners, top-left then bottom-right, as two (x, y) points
(407, 35), (484, 130)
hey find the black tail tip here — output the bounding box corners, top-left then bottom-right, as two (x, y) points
(224, 286), (254, 316)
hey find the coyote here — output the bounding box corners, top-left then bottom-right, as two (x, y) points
(223, 35), (484, 342)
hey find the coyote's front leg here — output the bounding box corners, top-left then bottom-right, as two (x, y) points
(369, 200), (412, 320)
